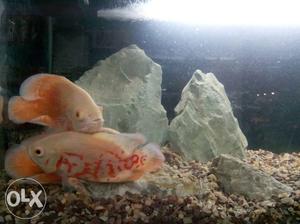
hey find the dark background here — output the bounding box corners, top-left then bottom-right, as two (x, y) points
(1, 0), (300, 152)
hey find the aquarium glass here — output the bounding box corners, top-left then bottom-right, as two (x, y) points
(0, 0), (299, 223)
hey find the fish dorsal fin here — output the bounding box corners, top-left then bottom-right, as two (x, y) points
(92, 132), (147, 154)
(20, 73), (67, 100)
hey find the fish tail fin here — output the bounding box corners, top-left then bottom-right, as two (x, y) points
(143, 143), (165, 161)
(8, 96), (52, 126)
(140, 143), (165, 172)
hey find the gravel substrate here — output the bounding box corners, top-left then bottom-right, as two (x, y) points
(0, 148), (299, 224)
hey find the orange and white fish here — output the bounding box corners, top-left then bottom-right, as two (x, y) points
(8, 74), (104, 133)
(5, 132), (165, 185)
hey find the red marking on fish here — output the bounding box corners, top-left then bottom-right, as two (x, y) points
(93, 160), (101, 179)
(56, 153), (83, 174)
(63, 158), (73, 173)
(124, 154), (140, 170)
(74, 162), (92, 177)
(55, 156), (63, 170)
(107, 162), (116, 178)
(131, 154), (139, 164)
(117, 165), (122, 172)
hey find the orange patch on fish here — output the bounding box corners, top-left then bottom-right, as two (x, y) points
(8, 74), (104, 133)
(5, 145), (43, 178)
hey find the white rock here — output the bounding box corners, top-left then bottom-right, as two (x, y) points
(169, 70), (247, 161)
(76, 45), (168, 143)
(212, 154), (293, 200)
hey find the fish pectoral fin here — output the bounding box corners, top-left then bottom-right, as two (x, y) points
(63, 177), (90, 196)
(30, 115), (54, 126)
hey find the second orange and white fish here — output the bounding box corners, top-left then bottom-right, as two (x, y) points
(5, 131), (165, 184)
(8, 73), (104, 133)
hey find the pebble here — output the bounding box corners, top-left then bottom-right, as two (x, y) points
(294, 180), (300, 187)
(4, 215), (12, 222)
(207, 174), (217, 182)
(260, 200), (275, 207)
(278, 192), (290, 198)
(144, 198), (153, 206)
(183, 217), (193, 224)
(280, 197), (294, 205)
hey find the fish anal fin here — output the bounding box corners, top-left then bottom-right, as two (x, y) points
(60, 176), (90, 196)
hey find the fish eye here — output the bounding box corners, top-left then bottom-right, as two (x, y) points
(75, 110), (83, 119)
(34, 147), (44, 157)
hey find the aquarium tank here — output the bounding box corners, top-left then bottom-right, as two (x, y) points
(0, 0), (299, 223)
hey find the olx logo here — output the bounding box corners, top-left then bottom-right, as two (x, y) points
(5, 178), (47, 219)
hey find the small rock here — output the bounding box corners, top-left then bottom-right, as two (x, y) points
(294, 180), (300, 187)
(278, 192), (291, 199)
(178, 212), (184, 219)
(144, 198), (153, 206)
(99, 215), (108, 222)
(280, 197), (294, 205)
(4, 215), (12, 222)
(294, 190), (300, 197)
(260, 200), (275, 207)
(212, 154), (293, 200)
(207, 174), (217, 182)
(183, 217), (193, 224)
